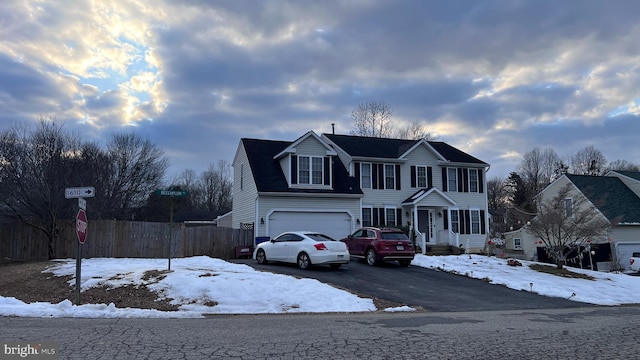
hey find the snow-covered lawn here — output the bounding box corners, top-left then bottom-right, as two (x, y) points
(1, 254), (639, 318)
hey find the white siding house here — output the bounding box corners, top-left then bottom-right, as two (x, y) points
(232, 131), (490, 253)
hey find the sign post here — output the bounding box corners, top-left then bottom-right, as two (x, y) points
(155, 189), (189, 271)
(66, 186), (94, 305)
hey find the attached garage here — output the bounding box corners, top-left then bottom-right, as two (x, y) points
(615, 242), (640, 271)
(267, 211), (353, 241)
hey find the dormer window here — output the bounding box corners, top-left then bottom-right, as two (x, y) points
(290, 155), (331, 187)
(299, 156), (324, 185)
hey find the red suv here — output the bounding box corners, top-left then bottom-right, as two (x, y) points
(340, 227), (415, 267)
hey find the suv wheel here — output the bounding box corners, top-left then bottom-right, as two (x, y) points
(366, 248), (378, 266)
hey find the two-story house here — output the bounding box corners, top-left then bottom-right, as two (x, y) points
(232, 131), (490, 253)
(503, 171), (640, 271)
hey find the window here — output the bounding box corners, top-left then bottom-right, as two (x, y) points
(361, 163), (372, 189)
(362, 207), (372, 227)
(385, 208), (397, 226)
(417, 166), (427, 188)
(448, 168), (457, 192)
(450, 210), (459, 233)
(384, 164), (395, 189)
(470, 209), (481, 234)
(565, 198), (573, 218)
(298, 156), (323, 185)
(469, 169), (478, 192)
(514, 238), (522, 250)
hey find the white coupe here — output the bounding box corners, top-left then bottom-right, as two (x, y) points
(254, 231), (350, 269)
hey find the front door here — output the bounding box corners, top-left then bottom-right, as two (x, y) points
(418, 210), (434, 243)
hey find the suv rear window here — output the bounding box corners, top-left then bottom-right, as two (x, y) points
(632, 252), (640, 257)
(380, 232), (409, 240)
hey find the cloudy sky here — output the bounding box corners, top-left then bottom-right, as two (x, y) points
(2, 1), (640, 180)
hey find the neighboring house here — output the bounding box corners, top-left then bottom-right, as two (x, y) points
(214, 211), (232, 228)
(503, 171), (640, 271)
(232, 131), (490, 253)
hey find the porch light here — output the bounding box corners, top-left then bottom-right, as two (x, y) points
(356, 218), (360, 225)
(260, 218), (265, 225)
(438, 212), (442, 217)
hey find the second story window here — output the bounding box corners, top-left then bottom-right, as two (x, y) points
(565, 198), (573, 218)
(417, 166), (427, 188)
(361, 163), (372, 189)
(469, 169), (478, 192)
(448, 168), (457, 192)
(384, 164), (395, 189)
(298, 156), (323, 185)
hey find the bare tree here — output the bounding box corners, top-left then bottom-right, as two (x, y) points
(102, 132), (168, 219)
(605, 159), (640, 172)
(0, 117), (82, 259)
(527, 183), (610, 269)
(487, 176), (507, 210)
(350, 100), (393, 138)
(570, 145), (607, 175)
(201, 160), (232, 213)
(394, 120), (438, 140)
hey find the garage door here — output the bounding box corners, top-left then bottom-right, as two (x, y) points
(268, 211), (352, 241)
(616, 243), (640, 271)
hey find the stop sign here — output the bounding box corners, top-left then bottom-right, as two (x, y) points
(76, 209), (88, 244)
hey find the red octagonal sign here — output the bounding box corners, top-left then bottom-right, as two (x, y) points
(76, 209), (88, 244)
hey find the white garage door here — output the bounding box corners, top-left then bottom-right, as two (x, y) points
(268, 211), (352, 241)
(616, 243), (640, 271)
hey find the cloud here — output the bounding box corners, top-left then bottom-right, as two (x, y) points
(1, 0), (640, 180)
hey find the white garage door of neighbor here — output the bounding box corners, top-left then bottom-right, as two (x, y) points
(616, 243), (640, 271)
(268, 211), (352, 240)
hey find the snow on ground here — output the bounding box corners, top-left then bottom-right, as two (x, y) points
(1, 254), (639, 318)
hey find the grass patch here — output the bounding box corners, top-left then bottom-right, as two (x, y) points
(529, 264), (595, 280)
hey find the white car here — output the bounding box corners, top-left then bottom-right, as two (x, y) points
(254, 231), (350, 269)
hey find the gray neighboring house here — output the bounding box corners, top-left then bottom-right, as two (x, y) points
(232, 131), (490, 252)
(503, 171), (640, 271)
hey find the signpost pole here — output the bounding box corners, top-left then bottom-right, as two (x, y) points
(168, 200), (173, 271)
(75, 240), (81, 305)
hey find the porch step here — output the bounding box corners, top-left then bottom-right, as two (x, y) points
(424, 244), (462, 256)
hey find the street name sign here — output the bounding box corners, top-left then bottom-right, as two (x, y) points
(155, 190), (189, 197)
(65, 187), (96, 199)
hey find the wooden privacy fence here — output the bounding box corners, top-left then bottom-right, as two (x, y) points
(0, 220), (254, 262)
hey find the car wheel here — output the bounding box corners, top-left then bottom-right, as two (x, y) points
(297, 252), (311, 269)
(366, 248), (378, 266)
(329, 264), (342, 270)
(398, 260), (411, 267)
(256, 249), (268, 264)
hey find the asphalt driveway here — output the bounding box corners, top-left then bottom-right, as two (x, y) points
(234, 258), (592, 312)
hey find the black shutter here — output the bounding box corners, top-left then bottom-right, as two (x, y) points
(464, 210), (471, 235)
(458, 168), (464, 192)
(291, 155), (298, 184)
(372, 164), (378, 189)
(395, 164), (401, 190)
(442, 168), (448, 192)
(396, 209), (402, 227)
(411, 166), (416, 188)
(463, 169), (469, 192)
(378, 164), (385, 189)
(354, 162), (360, 187)
(427, 167), (433, 188)
(480, 210), (486, 234)
(443, 210), (448, 230)
(478, 170), (484, 193)
(459, 210), (466, 234)
(324, 157), (331, 185)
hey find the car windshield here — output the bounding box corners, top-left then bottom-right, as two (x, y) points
(380, 232), (409, 240)
(305, 233), (336, 242)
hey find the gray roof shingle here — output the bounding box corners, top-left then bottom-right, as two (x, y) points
(566, 174), (640, 224)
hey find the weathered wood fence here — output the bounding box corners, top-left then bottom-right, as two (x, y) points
(0, 220), (254, 263)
